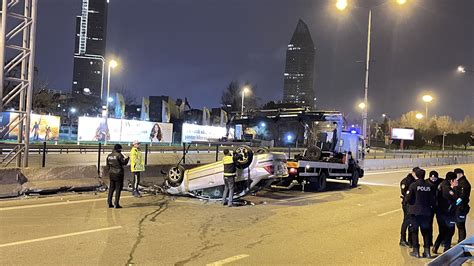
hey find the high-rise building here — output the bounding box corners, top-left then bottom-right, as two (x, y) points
(282, 19), (316, 108)
(72, 0), (108, 99)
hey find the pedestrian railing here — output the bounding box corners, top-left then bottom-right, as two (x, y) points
(427, 236), (473, 265)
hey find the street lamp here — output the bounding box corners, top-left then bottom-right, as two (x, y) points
(457, 65), (473, 74)
(105, 59), (118, 117)
(422, 94), (433, 119)
(415, 113), (423, 120)
(336, 0), (409, 149)
(241, 86), (250, 115)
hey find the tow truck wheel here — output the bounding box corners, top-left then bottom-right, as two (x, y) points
(350, 170), (359, 188)
(309, 172), (327, 192)
(166, 166), (185, 187)
(234, 145), (254, 169)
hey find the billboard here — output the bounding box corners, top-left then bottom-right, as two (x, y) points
(0, 112), (60, 141)
(77, 117), (173, 143)
(391, 128), (415, 140)
(181, 123), (228, 143)
(115, 93), (125, 119)
(140, 97), (150, 121)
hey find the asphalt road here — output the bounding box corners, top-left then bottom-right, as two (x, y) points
(1, 164), (473, 265)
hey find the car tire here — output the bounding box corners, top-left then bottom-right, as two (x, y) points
(234, 145), (254, 169)
(166, 165), (185, 187)
(350, 170), (359, 188)
(304, 146), (322, 161)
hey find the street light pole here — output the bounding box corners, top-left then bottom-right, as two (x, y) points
(362, 10), (372, 148)
(241, 90), (245, 115)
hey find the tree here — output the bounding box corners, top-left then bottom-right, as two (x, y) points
(115, 86), (137, 105)
(261, 101), (278, 109)
(221, 81), (260, 112)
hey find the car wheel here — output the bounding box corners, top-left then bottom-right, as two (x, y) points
(350, 170), (359, 188)
(304, 146), (322, 161)
(166, 166), (185, 187)
(234, 145), (254, 169)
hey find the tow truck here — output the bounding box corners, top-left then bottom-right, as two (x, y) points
(230, 108), (365, 191)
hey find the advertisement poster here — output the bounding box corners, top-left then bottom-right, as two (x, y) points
(161, 100), (170, 123)
(0, 112), (60, 141)
(181, 123), (228, 143)
(140, 97), (150, 121)
(115, 93), (125, 119)
(391, 128), (415, 140)
(77, 117), (173, 143)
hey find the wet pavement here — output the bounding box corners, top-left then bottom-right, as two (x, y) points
(1, 164), (473, 265)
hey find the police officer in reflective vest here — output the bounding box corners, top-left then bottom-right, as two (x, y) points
(222, 149), (240, 207)
(405, 168), (436, 258)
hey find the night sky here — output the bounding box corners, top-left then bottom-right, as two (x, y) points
(36, 0), (473, 120)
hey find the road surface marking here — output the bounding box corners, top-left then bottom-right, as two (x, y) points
(0, 226), (122, 248)
(207, 254), (250, 266)
(378, 209), (402, 217)
(358, 181), (398, 187)
(0, 196), (134, 211)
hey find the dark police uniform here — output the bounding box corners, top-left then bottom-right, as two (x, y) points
(400, 173), (415, 245)
(222, 153), (239, 207)
(454, 175), (471, 242)
(406, 178), (436, 257)
(426, 177), (444, 247)
(434, 178), (458, 252)
(107, 150), (129, 208)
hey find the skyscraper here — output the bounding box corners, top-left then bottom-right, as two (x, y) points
(282, 19), (316, 108)
(72, 0), (108, 99)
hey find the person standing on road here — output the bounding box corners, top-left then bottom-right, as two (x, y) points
(106, 144), (129, 208)
(406, 168), (436, 258)
(399, 167), (419, 247)
(453, 168), (471, 243)
(130, 140), (145, 197)
(426, 170), (443, 249)
(222, 149), (240, 207)
(433, 172), (459, 253)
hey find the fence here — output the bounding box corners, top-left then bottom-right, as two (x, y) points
(0, 142), (472, 168)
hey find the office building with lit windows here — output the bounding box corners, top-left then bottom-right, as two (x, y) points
(282, 19), (316, 108)
(71, 0), (108, 98)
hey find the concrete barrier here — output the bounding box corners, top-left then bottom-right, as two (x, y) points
(363, 156), (474, 171)
(0, 168), (26, 198)
(21, 165), (103, 194)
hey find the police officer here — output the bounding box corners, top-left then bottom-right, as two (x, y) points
(399, 167), (419, 247)
(433, 172), (458, 253)
(107, 144), (129, 208)
(406, 168), (436, 258)
(426, 170), (443, 249)
(222, 149), (240, 207)
(453, 168), (471, 243)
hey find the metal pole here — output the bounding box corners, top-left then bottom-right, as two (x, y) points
(362, 10), (372, 150)
(22, 0), (37, 168)
(97, 142), (102, 175)
(442, 132), (445, 151)
(215, 145), (219, 162)
(106, 63), (111, 115)
(425, 102), (428, 120)
(41, 141), (46, 167)
(241, 90), (245, 115)
(0, 0), (7, 111)
(144, 144), (148, 165)
(182, 142), (186, 165)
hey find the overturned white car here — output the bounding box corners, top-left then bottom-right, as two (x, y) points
(164, 146), (288, 200)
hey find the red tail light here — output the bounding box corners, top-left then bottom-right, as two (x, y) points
(289, 167), (298, 174)
(263, 165), (274, 174)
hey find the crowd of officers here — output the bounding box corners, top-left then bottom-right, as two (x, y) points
(400, 167), (471, 259)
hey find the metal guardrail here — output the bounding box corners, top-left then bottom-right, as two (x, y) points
(427, 236), (473, 265)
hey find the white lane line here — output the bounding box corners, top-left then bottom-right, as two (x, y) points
(0, 196), (134, 211)
(0, 226), (122, 248)
(378, 209), (402, 217)
(359, 181), (398, 187)
(207, 254), (250, 266)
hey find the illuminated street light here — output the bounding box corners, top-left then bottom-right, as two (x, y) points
(415, 113), (424, 120)
(241, 86), (251, 115)
(108, 97), (114, 103)
(422, 94), (433, 119)
(396, 0), (407, 5)
(358, 102), (366, 110)
(336, 0), (348, 11)
(105, 59), (119, 117)
(70, 107), (77, 114)
(457, 65), (466, 73)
